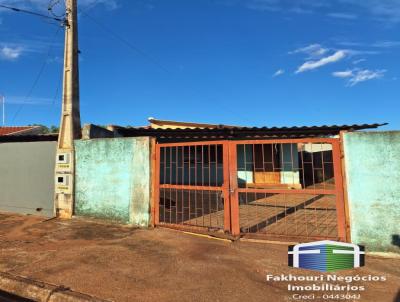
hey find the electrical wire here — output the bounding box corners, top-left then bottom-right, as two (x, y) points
(79, 0), (100, 14)
(50, 67), (63, 119)
(52, 70), (63, 106)
(2, 1), (248, 123)
(0, 3), (64, 22)
(81, 11), (247, 121)
(79, 11), (246, 120)
(11, 26), (63, 123)
(81, 11), (169, 73)
(48, 0), (66, 19)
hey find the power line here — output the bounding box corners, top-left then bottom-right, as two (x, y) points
(52, 69), (63, 106)
(11, 26), (63, 123)
(81, 11), (169, 73)
(79, 0), (101, 14)
(50, 66), (63, 119)
(81, 12), (247, 121)
(0, 3), (64, 22)
(79, 11), (246, 121)
(48, 0), (66, 19)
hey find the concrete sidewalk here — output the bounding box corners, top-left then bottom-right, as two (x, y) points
(0, 213), (399, 302)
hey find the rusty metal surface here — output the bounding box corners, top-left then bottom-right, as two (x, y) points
(154, 138), (347, 242)
(228, 141), (240, 235)
(157, 142), (228, 231)
(0, 123), (387, 144)
(332, 140), (347, 241)
(116, 123), (387, 141)
(231, 140), (346, 241)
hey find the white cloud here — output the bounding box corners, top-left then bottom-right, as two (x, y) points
(289, 7), (313, 14)
(79, 0), (119, 10)
(352, 58), (366, 64)
(46, 56), (63, 64)
(336, 41), (363, 47)
(245, 0), (281, 12)
(296, 50), (347, 73)
(337, 40), (400, 49)
(235, 0), (400, 23)
(290, 44), (329, 58)
(372, 40), (400, 48)
(349, 69), (386, 86)
(0, 35), (63, 60)
(0, 46), (22, 60)
(244, 0), (330, 13)
(332, 70), (353, 78)
(272, 69), (285, 77)
(332, 68), (386, 86)
(290, 43), (380, 75)
(339, 0), (400, 23)
(327, 12), (358, 19)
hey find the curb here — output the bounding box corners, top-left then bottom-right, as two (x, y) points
(0, 272), (111, 302)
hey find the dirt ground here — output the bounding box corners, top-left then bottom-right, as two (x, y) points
(0, 213), (399, 302)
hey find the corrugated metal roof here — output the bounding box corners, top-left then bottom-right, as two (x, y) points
(0, 123), (388, 143)
(115, 123), (388, 140)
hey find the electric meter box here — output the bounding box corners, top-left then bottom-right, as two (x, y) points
(56, 152), (73, 172)
(55, 174), (72, 194)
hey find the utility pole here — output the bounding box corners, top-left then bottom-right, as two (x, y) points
(54, 0), (81, 219)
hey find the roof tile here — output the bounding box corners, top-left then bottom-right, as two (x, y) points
(0, 126), (36, 136)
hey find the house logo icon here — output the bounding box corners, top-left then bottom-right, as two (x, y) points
(288, 240), (365, 272)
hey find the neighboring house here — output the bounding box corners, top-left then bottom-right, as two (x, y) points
(0, 126), (45, 136)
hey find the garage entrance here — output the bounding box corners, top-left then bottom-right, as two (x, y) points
(154, 138), (347, 241)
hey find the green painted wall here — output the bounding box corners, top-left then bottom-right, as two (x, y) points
(75, 137), (151, 226)
(343, 131), (400, 253)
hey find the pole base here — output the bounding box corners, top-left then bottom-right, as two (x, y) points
(55, 194), (74, 219)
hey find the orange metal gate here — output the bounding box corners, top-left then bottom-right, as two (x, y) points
(154, 141), (231, 233)
(154, 139), (347, 241)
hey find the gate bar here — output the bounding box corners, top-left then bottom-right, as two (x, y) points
(228, 142), (240, 236)
(154, 144), (161, 226)
(236, 188), (336, 194)
(222, 141), (231, 232)
(232, 138), (339, 144)
(159, 184), (222, 191)
(332, 140), (347, 242)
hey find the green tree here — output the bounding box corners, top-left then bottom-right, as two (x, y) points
(28, 124), (59, 134)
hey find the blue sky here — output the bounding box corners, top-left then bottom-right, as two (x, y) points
(0, 0), (399, 129)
